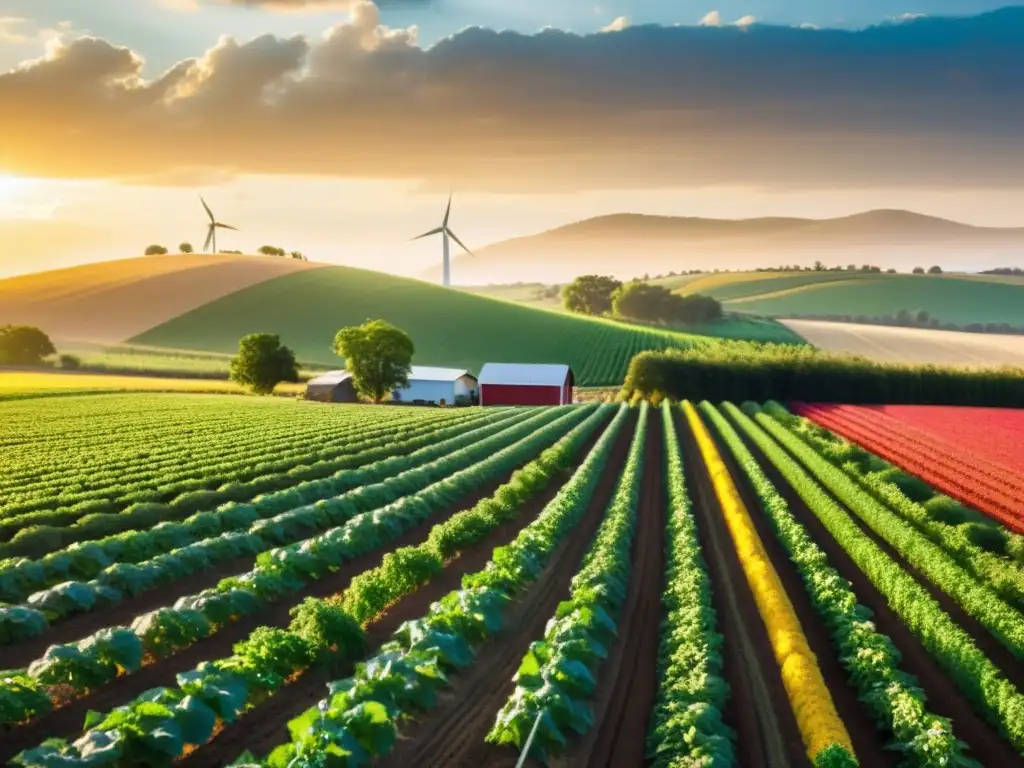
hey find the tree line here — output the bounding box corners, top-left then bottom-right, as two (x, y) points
(624, 343), (1024, 407)
(788, 309), (1024, 336)
(144, 244), (307, 260)
(562, 274), (723, 324)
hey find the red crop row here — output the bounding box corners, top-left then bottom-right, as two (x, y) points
(793, 403), (1024, 535)
(866, 405), (1024, 478)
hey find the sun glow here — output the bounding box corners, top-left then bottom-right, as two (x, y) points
(0, 174), (30, 205)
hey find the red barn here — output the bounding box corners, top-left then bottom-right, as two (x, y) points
(478, 363), (575, 406)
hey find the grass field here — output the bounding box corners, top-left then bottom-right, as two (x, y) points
(3, 396), (1024, 767)
(0, 371), (305, 401)
(132, 266), (720, 385)
(678, 271), (1024, 325)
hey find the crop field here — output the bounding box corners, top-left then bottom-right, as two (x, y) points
(3, 392), (1024, 767)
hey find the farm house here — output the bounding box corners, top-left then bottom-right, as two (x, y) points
(392, 366), (478, 406)
(478, 362), (575, 406)
(305, 370), (358, 403)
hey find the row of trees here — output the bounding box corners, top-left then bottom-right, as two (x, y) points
(230, 319), (414, 400)
(562, 274), (723, 324)
(144, 244), (307, 260)
(790, 309), (1024, 336)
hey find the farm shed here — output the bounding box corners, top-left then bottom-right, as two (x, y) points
(392, 366), (478, 406)
(478, 363), (574, 406)
(305, 370), (358, 403)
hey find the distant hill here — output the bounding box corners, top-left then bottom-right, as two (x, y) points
(426, 210), (1024, 283)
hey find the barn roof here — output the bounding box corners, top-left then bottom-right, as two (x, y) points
(478, 363), (571, 387)
(407, 366), (477, 383)
(306, 370), (352, 387)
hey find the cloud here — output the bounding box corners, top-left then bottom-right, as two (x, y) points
(197, 0), (430, 9)
(0, 17), (29, 43)
(699, 11), (722, 26)
(599, 16), (630, 32)
(2, 2), (1023, 193)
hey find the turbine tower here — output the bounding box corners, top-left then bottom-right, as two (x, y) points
(201, 196), (238, 254)
(412, 193), (474, 287)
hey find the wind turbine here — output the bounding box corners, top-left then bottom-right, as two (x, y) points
(412, 193), (474, 287)
(200, 196), (238, 254)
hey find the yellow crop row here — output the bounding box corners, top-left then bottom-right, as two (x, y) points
(682, 400), (856, 765)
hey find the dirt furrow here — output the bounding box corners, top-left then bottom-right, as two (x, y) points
(176, 416), (615, 767)
(731, 415), (1024, 768)
(678, 410), (808, 768)
(370, 413), (638, 768)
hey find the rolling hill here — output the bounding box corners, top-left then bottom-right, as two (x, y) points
(0, 254), (324, 344)
(430, 210), (1024, 283)
(0, 255), (745, 386)
(677, 271), (1024, 326)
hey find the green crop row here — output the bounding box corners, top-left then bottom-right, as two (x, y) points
(261, 404), (633, 767)
(0, 409), (494, 557)
(0, 409), (521, 608)
(1, 402), (458, 521)
(0, 407), (587, 726)
(710, 402), (970, 766)
(645, 401), (734, 767)
(734, 402), (1024, 754)
(761, 402), (1024, 611)
(11, 405), (621, 767)
(747, 404), (1024, 661)
(487, 402), (648, 761)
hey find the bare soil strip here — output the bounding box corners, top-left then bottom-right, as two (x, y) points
(175, 416), (618, 767)
(568, 414), (666, 768)
(0, 426), (600, 764)
(678, 411), (809, 768)
(731, 418), (1024, 767)
(709, 425), (896, 767)
(367, 414), (639, 768)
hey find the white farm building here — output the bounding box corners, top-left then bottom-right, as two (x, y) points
(392, 366), (478, 406)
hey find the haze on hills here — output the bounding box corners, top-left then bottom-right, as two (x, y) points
(427, 210), (1024, 284)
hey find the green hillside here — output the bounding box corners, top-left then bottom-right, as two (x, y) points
(678, 272), (1024, 325)
(133, 266), (725, 385)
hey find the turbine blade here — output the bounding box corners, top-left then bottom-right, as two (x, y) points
(411, 226), (444, 241)
(200, 195), (214, 223)
(204, 225), (215, 252)
(216, 223), (239, 231)
(446, 228), (474, 256)
(442, 192), (452, 227)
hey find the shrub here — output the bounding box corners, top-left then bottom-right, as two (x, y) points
(144, 244), (168, 255)
(58, 354), (81, 370)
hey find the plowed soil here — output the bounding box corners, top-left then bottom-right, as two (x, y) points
(174, 410), (617, 767)
(0, 415), (600, 764)
(730, 413), (1024, 767)
(370, 413), (638, 768)
(678, 412), (809, 768)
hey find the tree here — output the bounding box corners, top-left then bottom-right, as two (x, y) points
(0, 325), (56, 365)
(145, 244), (168, 255)
(258, 245), (286, 257)
(179, 242), (194, 254)
(334, 320), (414, 403)
(611, 283), (722, 324)
(290, 251), (306, 261)
(562, 275), (622, 316)
(912, 266), (925, 274)
(915, 309), (930, 325)
(229, 333), (298, 395)
(928, 265), (943, 274)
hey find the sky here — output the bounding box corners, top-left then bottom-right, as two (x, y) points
(0, 0), (1022, 279)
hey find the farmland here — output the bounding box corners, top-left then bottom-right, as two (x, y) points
(676, 270), (1024, 327)
(4, 392), (1024, 767)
